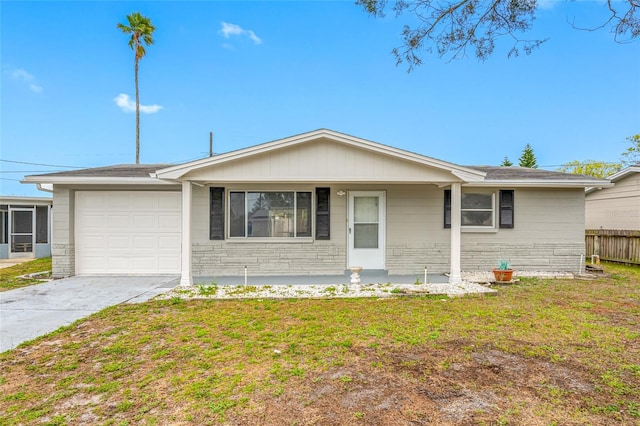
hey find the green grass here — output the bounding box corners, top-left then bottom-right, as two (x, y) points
(0, 262), (638, 424)
(0, 257), (52, 292)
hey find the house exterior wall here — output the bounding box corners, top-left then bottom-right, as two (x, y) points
(191, 185), (586, 276)
(585, 173), (640, 230)
(51, 187), (75, 277)
(459, 188), (585, 272)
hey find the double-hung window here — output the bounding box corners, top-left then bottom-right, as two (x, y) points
(444, 189), (514, 229)
(229, 191), (312, 238)
(461, 193), (495, 227)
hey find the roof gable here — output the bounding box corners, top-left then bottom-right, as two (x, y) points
(155, 129), (485, 183)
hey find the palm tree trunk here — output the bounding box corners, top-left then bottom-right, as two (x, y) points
(135, 55), (140, 164)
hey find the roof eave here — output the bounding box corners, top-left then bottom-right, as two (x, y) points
(466, 180), (615, 188)
(21, 176), (176, 185)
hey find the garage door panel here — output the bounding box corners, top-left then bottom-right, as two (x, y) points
(84, 236), (108, 250)
(108, 215), (132, 228)
(108, 236), (132, 249)
(133, 236), (155, 249)
(133, 215), (156, 228)
(158, 193), (181, 209)
(76, 191), (181, 275)
(79, 214), (107, 228)
(158, 235), (180, 249)
(159, 214), (180, 228)
(79, 193), (107, 209)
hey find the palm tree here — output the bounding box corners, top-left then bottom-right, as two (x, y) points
(117, 12), (155, 164)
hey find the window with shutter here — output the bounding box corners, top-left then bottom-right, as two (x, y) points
(316, 188), (330, 240)
(499, 190), (514, 228)
(209, 187), (225, 240)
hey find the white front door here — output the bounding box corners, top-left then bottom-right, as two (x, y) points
(348, 191), (385, 270)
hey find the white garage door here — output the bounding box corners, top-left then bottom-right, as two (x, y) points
(75, 191), (181, 275)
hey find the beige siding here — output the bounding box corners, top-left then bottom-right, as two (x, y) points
(459, 188), (585, 272)
(586, 173), (640, 230)
(184, 138), (457, 183)
(51, 186), (75, 277)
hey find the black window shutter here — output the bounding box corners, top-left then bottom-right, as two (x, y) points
(315, 188), (330, 240)
(444, 189), (451, 229)
(210, 187), (225, 240)
(499, 190), (514, 229)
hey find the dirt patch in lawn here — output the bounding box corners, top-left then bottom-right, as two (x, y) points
(226, 342), (602, 426)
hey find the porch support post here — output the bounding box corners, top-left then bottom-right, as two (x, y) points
(179, 180), (193, 286)
(449, 182), (462, 284)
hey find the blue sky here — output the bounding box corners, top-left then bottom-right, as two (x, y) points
(2, 0), (639, 196)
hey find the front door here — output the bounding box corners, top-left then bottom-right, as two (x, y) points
(9, 208), (34, 258)
(348, 191), (385, 270)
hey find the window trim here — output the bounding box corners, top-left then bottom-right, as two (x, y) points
(227, 190), (314, 240)
(445, 189), (514, 230)
(460, 192), (495, 229)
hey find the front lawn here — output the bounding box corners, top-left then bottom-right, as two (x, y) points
(1, 263), (638, 425)
(0, 257), (52, 292)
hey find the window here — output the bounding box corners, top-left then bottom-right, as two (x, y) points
(229, 191), (312, 238)
(444, 189), (514, 229)
(36, 206), (49, 243)
(461, 193), (494, 227)
(0, 206), (7, 244)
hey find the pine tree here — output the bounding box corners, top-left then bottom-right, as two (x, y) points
(519, 143), (538, 168)
(500, 156), (513, 166)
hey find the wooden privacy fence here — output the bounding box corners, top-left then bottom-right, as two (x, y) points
(585, 229), (640, 265)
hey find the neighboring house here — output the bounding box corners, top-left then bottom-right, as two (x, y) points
(585, 165), (640, 230)
(23, 129), (610, 285)
(0, 196), (53, 259)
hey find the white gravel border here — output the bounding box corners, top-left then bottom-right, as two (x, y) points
(158, 280), (498, 300)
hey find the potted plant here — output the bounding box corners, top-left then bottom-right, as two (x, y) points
(492, 260), (513, 282)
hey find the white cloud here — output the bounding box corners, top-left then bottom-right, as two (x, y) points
(537, 0), (557, 9)
(220, 22), (262, 45)
(113, 93), (163, 114)
(10, 68), (43, 93)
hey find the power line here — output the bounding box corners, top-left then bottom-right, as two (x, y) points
(0, 171), (58, 173)
(0, 159), (85, 168)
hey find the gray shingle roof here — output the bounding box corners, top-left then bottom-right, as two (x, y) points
(26, 164), (609, 184)
(467, 166), (606, 182)
(27, 164), (170, 178)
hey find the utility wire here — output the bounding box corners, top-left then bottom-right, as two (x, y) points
(0, 170), (58, 173)
(0, 159), (85, 168)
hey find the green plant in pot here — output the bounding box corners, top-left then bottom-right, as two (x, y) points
(492, 259), (513, 282)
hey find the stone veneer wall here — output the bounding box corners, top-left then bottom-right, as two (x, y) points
(460, 241), (585, 272)
(52, 243), (75, 277)
(192, 241), (346, 276)
(386, 241), (585, 275)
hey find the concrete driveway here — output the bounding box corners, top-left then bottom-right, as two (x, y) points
(0, 276), (178, 352)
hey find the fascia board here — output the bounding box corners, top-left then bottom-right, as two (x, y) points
(607, 166), (640, 182)
(21, 176), (174, 185)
